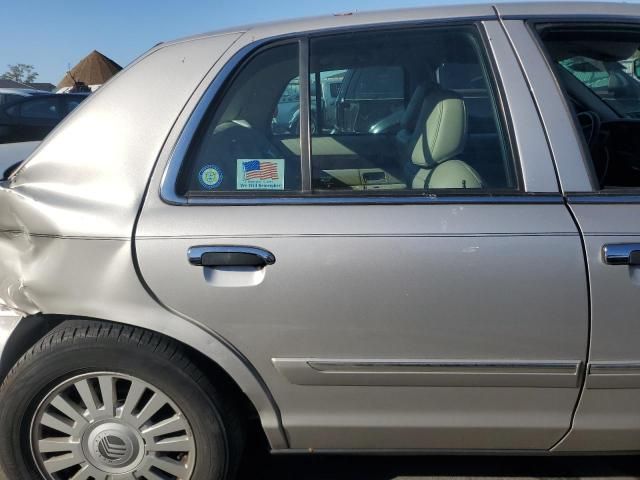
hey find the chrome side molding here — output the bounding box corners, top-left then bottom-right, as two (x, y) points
(272, 358), (583, 388)
(588, 363), (640, 389)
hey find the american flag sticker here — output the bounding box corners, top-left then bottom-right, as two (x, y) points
(236, 159), (285, 190)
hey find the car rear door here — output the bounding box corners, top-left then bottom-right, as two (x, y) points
(136, 19), (588, 451)
(505, 15), (640, 452)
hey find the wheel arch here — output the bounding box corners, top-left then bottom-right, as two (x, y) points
(0, 313), (287, 450)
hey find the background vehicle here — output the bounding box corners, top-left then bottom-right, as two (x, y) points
(334, 66), (405, 133)
(273, 73), (344, 134)
(2, 4), (640, 480)
(0, 93), (89, 143)
(0, 87), (49, 106)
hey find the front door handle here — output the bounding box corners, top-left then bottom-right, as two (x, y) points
(188, 246), (276, 268)
(602, 243), (640, 266)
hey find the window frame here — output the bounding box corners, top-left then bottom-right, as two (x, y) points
(161, 20), (526, 205)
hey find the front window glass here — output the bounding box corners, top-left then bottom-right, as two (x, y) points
(539, 25), (640, 189)
(560, 54), (640, 119)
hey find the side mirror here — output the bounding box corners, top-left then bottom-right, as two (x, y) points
(633, 58), (640, 79)
(3, 160), (22, 181)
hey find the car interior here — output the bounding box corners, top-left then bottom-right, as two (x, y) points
(539, 25), (640, 190)
(181, 27), (516, 195)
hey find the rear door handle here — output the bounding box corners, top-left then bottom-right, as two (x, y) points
(602, 243), (640, 265)
(188, 246), (276, 268)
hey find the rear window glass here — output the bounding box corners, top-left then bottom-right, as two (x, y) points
(176, 25), (517, 197)
(177, 43), (301, 195)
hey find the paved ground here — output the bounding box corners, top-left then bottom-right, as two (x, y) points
(237, 451), (640, 479)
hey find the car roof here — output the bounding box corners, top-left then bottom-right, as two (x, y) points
(7, 93), (87, 101)
(1, 93), (89, 108)
(161, 2), (640, 47)
(0, 88), (49, 96)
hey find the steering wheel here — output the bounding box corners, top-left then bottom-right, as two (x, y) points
(576, 111), (601, 147)
(577, 111), (609, 186)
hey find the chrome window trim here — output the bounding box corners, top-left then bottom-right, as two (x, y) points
(160, 20), (537, 206)
(502, 14), (640, 22)
(568, 194), (640, 205)
(182, 194), (563, 206)
(299, 38), (312, 192)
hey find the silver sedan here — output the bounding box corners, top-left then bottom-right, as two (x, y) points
(1, 2), (640, 479)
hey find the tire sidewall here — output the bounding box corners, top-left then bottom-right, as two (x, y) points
(0, 339), (229, 480)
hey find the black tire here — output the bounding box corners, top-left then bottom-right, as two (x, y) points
(0, 320), (245, 480)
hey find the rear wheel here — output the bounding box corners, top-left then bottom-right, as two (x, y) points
(0, 320), (244, 480)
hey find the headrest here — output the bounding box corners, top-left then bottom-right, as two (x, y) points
(411, 89), (467, 167)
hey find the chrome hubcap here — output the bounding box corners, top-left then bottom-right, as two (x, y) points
(30, 373), (196, 479)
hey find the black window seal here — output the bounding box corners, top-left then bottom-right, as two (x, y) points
(184, 191), (563, 206)
(299, 37), (312, 192)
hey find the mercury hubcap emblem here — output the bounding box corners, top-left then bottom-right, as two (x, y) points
(84, 422), (142, 473)
(95, 432), (130, 464)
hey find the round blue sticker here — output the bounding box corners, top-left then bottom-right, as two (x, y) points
(198, 164), (223, 189)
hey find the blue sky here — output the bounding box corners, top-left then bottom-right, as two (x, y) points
(1, 0), (638, 84)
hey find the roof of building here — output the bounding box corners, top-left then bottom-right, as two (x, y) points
(27, 82), (56, 92)
(0, 79), (32, 89)
(57, 50), (122, 89)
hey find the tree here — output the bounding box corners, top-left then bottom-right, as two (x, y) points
(1, 64), (38, 84)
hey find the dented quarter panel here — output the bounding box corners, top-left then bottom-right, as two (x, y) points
(1, 32), (242, 239)
(0, 236), (286, 448)
(0, 31), (291, 448)
(0, 31), (243, 309)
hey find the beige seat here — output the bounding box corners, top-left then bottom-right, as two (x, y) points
(401, 88), (483, 189)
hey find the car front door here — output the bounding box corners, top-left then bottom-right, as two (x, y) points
(136, 20), (589, 452)
(507, 17), (640, 452)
